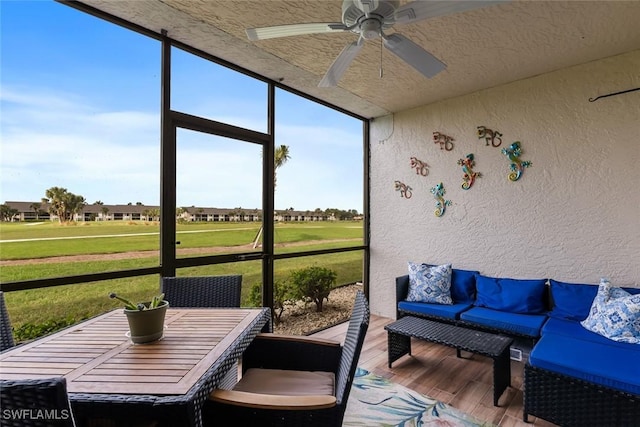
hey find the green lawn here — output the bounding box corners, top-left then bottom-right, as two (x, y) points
(0, 221), (362, 259)
(1, 220), (365, 341)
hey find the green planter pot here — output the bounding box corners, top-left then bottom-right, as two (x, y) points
(124, 300), (169, 344)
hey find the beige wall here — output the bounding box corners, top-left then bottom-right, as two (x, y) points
(369, 50), (640, 319)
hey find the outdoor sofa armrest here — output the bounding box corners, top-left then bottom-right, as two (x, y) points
(242, 333), (342, 373)
(209, 389), (337, 410)
(395, 275), (410, 318)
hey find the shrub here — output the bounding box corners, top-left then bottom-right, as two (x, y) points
(248, 283), (262, 307)
(290, 266), (337, 312)
(272, 280), (293, 324)
(13, 317), (78, 343)
(249, 280), (294, 324)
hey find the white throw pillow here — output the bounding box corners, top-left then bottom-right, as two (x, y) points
(581, 279), (640, 344)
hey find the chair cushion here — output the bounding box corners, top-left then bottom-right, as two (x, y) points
(543, 318), (640, 351)
(234, 368), (335, 396)
(549, 279), (598, 321)
(406, 262), (453, 305)
(549, 279), (640, 321)
(474, 274), (547, 314)
(398, 301), (472, 321)
(529, 333), (640, 395)
(450, 268), (479, 303)
(459, 307), (547, 337)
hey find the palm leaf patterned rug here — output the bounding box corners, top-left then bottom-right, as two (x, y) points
(344, 368), (495, 426)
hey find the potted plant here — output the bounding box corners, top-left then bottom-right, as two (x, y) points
(109, 292), (169, 344)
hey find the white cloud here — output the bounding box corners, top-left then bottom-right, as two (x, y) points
(1, 85), (160, 204)
(1, 85), (363, 211)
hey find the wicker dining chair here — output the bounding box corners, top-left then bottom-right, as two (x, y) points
(205, 291), (370, 427)
(161, 274), (244, 391)
(0, 377), (76, 427)
(0, 291), (15, 352)
(160, 275), (242, 308)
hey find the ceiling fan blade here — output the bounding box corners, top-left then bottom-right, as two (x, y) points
(355, 0), (380, 16)
(383, 33), (446, 78)
(246, 23), (347, 41)
(395, 1), (507, 25)
(318, 41), (365, 87)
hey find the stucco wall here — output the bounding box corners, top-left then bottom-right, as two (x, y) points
(369, 50), (640, 319)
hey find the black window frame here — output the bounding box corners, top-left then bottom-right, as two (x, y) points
(1, 0), (371, 310)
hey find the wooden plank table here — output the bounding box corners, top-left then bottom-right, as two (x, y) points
(0, 307), (270, 427)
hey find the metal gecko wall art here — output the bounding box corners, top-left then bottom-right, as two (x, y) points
(477, 126), (503, 147)
(410, 157), (429, 176)
(430, 182), (451, 217)
(457, 153), (481, 190)
(394, 180), (412, 199)
(501, 141), (532, 181)
(432, 132), (454, 151)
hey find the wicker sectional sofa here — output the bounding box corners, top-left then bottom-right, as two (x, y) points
(395, 270), (640, 426)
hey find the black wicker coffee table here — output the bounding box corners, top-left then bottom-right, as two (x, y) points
(385, 316), (513, 406)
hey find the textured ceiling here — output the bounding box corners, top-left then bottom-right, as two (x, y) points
(79, 0), (640, 118)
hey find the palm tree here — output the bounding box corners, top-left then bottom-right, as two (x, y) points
(44, 187), (70, 222)
(274, 144), (290, 188)
(69, 194), (86, 220)
(253, 145), (290, 248)
(0, 204), (19, 222)
(44, 187), (86, 223)
(30, 202), (41, 220)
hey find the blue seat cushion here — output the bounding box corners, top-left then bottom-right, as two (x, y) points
(459, 307), (547, 337)
(398, 301), (473, 321)
(542, 318), (640, 350)
(529, 333), (640, 395)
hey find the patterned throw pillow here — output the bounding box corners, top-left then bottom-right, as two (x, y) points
(406, 262), (453, 305)
(581, 279), (640, 344)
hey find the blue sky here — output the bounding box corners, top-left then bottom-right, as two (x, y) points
(0, 1), (364, 212)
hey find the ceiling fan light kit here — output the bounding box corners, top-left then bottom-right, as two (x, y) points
(245, 0), (506, 87)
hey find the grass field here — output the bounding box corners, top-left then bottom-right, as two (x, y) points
(0, 220), (365, 340)
(0, 220), (363, 259)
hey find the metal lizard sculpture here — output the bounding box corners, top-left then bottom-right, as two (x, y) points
(430, 182), (451, 217)
(410, 157), (429, 176)
(501, 141), (531, 181)
(394, 180), (412, 199)
(477, 126), (502, 147)
(457, 153), (481, 190)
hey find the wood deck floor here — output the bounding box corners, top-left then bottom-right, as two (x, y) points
(311, 314), (558, 427)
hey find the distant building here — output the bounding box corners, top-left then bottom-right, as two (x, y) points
(3, 201), (337, 222)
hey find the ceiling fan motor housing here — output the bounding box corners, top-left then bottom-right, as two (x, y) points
(342, 0), (399, 36)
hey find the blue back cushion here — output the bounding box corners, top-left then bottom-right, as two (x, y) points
(474, 274), (547, 314)
(450, 268), (478, 303)
(549, 280), (598, 321)
(550, 280), (640, 321)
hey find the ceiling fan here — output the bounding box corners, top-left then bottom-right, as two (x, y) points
(246, 0), (505, 87)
